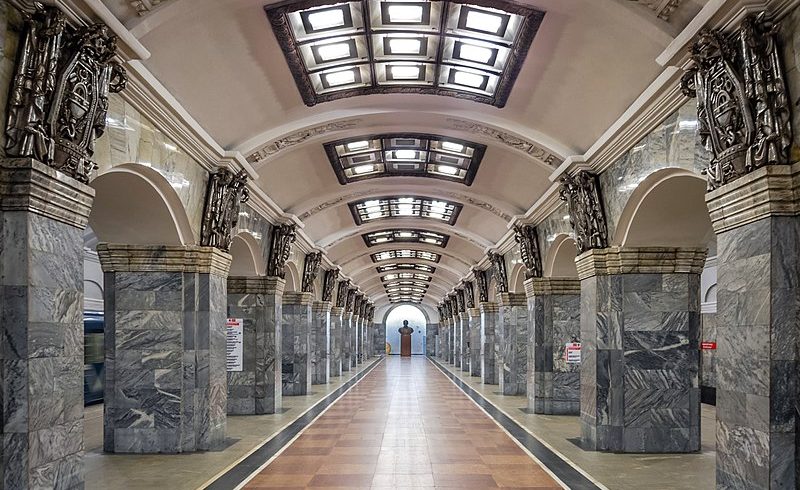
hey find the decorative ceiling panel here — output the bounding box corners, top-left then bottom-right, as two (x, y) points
(381, 272), (433, 281)
(265, 0), (545, 107)
(349, 195), (461, 225)
(376, 263), (436, 273)
(363, 228), (449, 247)
(371, 249), (441, 263)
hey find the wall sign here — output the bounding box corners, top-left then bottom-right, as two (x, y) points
(565, 342), (581, 364)
(226, 318), (244, 372)
(701, 341), (717, 350)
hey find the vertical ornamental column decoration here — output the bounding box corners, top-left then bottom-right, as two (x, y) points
(266, 224), (297, 278)
(352, 294), (362, 366)
(457, 288), (469, 373)
(559, 171), (608, 254)
(488, 252), (510, 387)
(281, 291), (313, 395)
(301, 252), (322, 294)
(200, 169), (249, 251)
(326, 272), (343, 377)
(441, 301), (451, 362)
(476, 269), (499, 384)
(683, 12), (797, 488)
(311, 300), (331, 384)
(358, 298), (368, 363)
(514, 224), (544, 279)
(342, 288), (355, 371)
(447, 295), (458, 365)
(465, 281), (481, 377)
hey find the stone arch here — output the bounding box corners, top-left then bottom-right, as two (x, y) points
(509, 263), (527, 293)
(613, 168), (712, 248)
(89, 163), (194, 245)
(384, 304), (428, 355)
(544, 234), (579, 278)
(229, 232), (266, 276)
(488, 276), (498, 302)
(284, 261), (301, 292)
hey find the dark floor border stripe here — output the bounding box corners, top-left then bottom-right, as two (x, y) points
(205, 357), (384, 490)
(429, 357), (601, 490)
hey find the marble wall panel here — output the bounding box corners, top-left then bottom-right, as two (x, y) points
(700, 313), (716, 402)
(341, 313), (352, 372)
(281, 294), (312, 396)
(498, 295), (528, 396)
(375, 322), (387, 356)
(480, 303), (499, 384)
(329, 307), (343, 377)
(310, 302), (330, 385)
(459, 314), (470, 373)
(452, 316), (462, 368)
(352, 315), (361, 366)
(469, 310), (481, 377)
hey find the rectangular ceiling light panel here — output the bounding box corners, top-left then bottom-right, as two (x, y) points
(363, 229), (449, 247)
(377, 263), (436, 273)
(349, 196), (461, 225)
(265, 0), (545, 107)
(370, 249), (441, 263)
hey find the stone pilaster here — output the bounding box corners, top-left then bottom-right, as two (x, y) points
(98, 243), (232, 453)
(452, 314), (461, 367)
(426, 323), (438, 356)
(351, 313), (361, 366)
(0, 158), (93, 487)
(374, 322), (386, 356)
(468, 308), (481, 377)
(311, 301), (331, 385)
(441, 318), (450, 361)
(226, 276), (284, 415)
(342, 311), (353, 372)
(577, 247), (705, 453)
(281, 292), (313, 396)
(329, 306), (343, 377)
(498, 293), (528, 396)
(705, 163), (800, 488)
(525, 278), (580, 415)
(480, 302), (499, 384)
(459, 312), (470, 373)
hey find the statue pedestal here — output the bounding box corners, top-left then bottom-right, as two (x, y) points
(398, 322), (414, 357)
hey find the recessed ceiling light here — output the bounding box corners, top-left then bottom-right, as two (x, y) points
(398, 232), (414, 237)
(465, 10), (502, 33)
(441, 141), (464, 152)
(390, 65), (421, 79)
(388, 4), (423, 23)
(453, 71), (484, 88)
(317, 42), (352, 61)
(398, 204), (414, 215)
(325, 70), (356, 86)
(389, 38), (422, 54)
(308, 9), (345, 30)
(437, 165), (458, 175)
(353, 164), (374, 174)
(428, 212), (443, 219)
(364, 200), (380, 207)
(368, 212), (383, 219)
(395, 149), (417, 159)
(346, 140), (370, 151)
(459, 44), (493, 64)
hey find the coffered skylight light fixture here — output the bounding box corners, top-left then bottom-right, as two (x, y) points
(389, 296), (423, 304)
(350, 196), (461, 225)
(381, 272), (432, 282)
(371, 249), (441, 263)
(377, 263), (436, 274)
(265, 0), (544, 107)
(326, 134), (485, 185)
(383, 281), (430, 289)
(363, 229), (449, 247)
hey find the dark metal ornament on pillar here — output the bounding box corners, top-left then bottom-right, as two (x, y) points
(267, 223), (297, 277)
(200, 168), (249, 251)
(488, 252), (508, 293)
(559, 171), (608, 254)
(475, 269), (489, 303)
(301, 252), (322, 293)
(464, 280), (475, 308)
(514, 224), (543, 279)
(322, 269), (339, 302)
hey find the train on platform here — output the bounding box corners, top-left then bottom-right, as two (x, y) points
(84, 312), (105, 405)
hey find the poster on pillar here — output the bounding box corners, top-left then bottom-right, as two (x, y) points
(226, 318), (244, 371)
(565, 342), (581, 364)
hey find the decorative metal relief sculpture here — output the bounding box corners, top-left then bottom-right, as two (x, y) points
(345, 288), (356, 313)
(266, 224), (297, 278)
(514, 224), (543, 279)
(475, 269), (489, 303)
(559, 171), (608, 254)
(301, 252), (323, 293)
(5, 5), (127, 183)
(200, 169), (250, 252)
(488, 252), (508, 293)
(464, 281), (475, 309)
(681, 13), (792, 190)
(322, 269), (339, 302)
(455, 289), (466, 313)
(353, 294), (363, 316)
(367, 306), (375, 322)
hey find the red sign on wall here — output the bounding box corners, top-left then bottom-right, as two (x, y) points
(701, 341), (717, 350)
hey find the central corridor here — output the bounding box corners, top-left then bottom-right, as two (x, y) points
(244, 357), (562, 489)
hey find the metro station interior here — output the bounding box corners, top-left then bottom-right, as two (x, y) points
(0, 0), (797, 488)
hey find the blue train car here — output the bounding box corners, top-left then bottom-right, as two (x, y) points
(84, 312), (104, 405)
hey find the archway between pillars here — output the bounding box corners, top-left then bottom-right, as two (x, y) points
(544, 234), (579, 278)
(384, 305), (428, 355)
(229, 232), (266, 276)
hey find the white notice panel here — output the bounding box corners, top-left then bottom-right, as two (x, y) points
(565, 342), (581, 364)
(226, 318), (244, 372)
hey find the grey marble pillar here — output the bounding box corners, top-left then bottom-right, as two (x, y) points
(426, 323), (437, 356)
(351, 313), (360, 366)
(310, 301), (330, 385)
(226, 277), (283, 415)
(468, 308), (481, 377)
(0, 158), (93, 488)
(281, 292), (312, 396)
(577, 247), (705, 453)
(329, 306), (343, 377)
(341, 312), (352, 372)
(98, 244), (231, 453)
(525, 278), (580, 415)
(375, 322), (386, 355)
(452, 314), (461, 367)
(441, 318), (450, 361)
(498, 293), (528, 396)
(480, 302), (499, 384)
(459, 313), (470, 372)
(706, 164), (800, 488)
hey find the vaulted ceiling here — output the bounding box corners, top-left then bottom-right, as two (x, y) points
(102, 0), (707, 308)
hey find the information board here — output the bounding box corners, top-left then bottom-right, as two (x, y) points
(565, 342), (581, 364)
(226, 318), (244, 372)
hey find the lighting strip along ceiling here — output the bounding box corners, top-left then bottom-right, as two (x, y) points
(362, 228), (450, 247)
(349, 196), (461, 225)
(265, 0), (545, 107)
(326, 134), (485, 185)
(376, 263), (436, 273)
(384, 280), (430, 289)
(371, 249), (441, 263)
(381, 272), (433, 281)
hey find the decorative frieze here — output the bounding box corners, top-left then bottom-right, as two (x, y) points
(335, 280), (349, 308)
(475, 269), (489, 302)
(464, 281), (475, 308)
(455, 288), (466, 313)
(488, 252), (509, 293)
(96, 244), (232, 277)
(266, 223), (296, 278)
(5, 5), (127, 183)
(301, 252), (322, 293)
(681, 13), (792, 190)
(200, 168), (249, 252)
(560, 171), (609, 254)
(514, 224), (543, 279)
(322, 269), (338, 302)
(575, 247), (708, 280)
(345, 288), (356, 313)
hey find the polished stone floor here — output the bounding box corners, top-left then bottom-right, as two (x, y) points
(244, 356), (561, 489)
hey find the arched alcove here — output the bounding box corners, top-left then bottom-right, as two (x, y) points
(229, 233), (265, 276)
(488, 277), (498, 302)
(89, 164), (194, 245)
(509, 263), (527, 293)
(545, 234), (579, 278)
(284, 261), (301, 292)
(385, 304), (427, 355)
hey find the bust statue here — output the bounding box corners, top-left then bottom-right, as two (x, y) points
(398, 320), (414, 336)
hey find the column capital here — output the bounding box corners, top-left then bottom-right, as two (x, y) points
(97, 244), (232, 277)
(706, 161), (800, 234)
(282, 291), (314, 305)
(330, 306), (344, 316)
(0, 157), (94, 229)
(575, 247), (707, 280)
(312, 300), (332, 313)
(467, 307), (481, 318)
(479, 301), (499, 313)
(496, 292), (526, 307)
(524, 277), (580, 297)
(228, 276), (285, 295)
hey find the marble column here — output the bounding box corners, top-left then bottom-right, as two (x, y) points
(706, 164), (800, 488)
(468, 308), (481, 377)
(281, 292), (312, 396)
(441, 318), (450, 361)
(226, 277), (283, 415)
(329, 306), (343, 377)
(459, 312), (470, 373)
(498, 293), (528, 396)
(426, 323), (437, 356)
(577, 247), (705, 453)
(0, 158), (93, 487)
(310, 301), (330, 385)
(481, 302), (499, 384)
(341, 311), (352, 372)
(525, 278), (580, 415)
(375, 322), (386, 355)
(98, 244), (231, 453)
(351, 312), (361, 367)
(452, 314), (461, 367)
